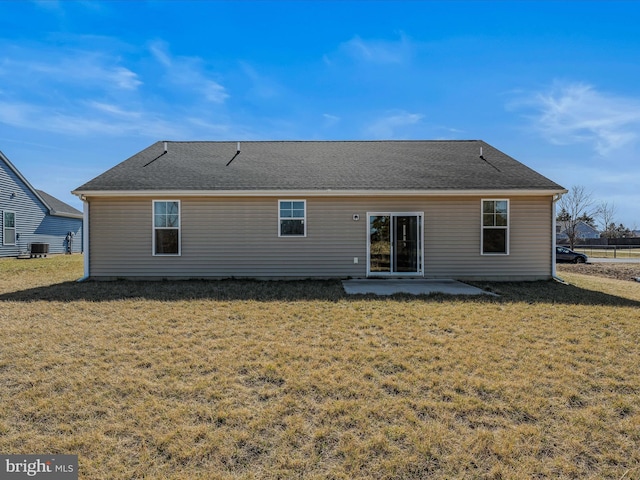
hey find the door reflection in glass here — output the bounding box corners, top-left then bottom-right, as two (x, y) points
(369, 214), (420, 274)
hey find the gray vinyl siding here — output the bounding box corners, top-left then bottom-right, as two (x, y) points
(0, 161), (83, 257)
(424, 196), (552, 279)
(88, 195), (553, 280)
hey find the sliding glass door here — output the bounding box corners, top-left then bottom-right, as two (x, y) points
(368, 213), (423, 276)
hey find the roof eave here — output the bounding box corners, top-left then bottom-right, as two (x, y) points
(51, 210), (83, 220)
(73, 188), (567, 199)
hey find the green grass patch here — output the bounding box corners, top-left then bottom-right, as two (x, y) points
(1, 255), (640, 479)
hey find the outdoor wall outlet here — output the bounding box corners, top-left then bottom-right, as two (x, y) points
(354, 257), (358, 264)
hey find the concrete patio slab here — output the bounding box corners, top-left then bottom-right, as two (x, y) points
(342, 279), (496, 296)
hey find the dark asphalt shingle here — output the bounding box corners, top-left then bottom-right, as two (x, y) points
(74, 140), (564, 192)
(36, 190), (83, 217)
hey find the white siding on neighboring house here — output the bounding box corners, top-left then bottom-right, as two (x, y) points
(88, 195), (553, 280)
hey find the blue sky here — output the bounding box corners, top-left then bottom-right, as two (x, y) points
(1, 1), (639, 228)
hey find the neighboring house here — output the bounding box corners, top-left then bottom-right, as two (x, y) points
(0, 150), (83, 257)
(556, 220), (601, 243)
(72, 140), (566, 281)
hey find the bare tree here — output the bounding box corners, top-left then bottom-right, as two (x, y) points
(596, 201), (617, 239)
(557, 185), (595, 249)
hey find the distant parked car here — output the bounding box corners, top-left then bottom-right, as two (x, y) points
(556, 246), (588, 263)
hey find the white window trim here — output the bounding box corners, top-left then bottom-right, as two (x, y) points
(152, 200), (181, 256)
(278, 199), (307, 237)
(481, 199), (509, 255)
(3, 210), (16, 246)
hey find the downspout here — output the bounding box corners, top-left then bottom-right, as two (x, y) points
(77, 197), (90, 282)
(552, 193), (566, 283)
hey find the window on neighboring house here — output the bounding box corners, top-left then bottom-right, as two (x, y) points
(3, 211), (15, 246)
(279, 200), (306, 237)
(153, 200), (180, 255)
(481, 199), (509, 254)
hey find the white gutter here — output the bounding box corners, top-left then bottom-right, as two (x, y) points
(72, 188), (567, 198)
(77, 198), (90, 282)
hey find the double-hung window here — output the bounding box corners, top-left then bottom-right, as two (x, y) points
(3, 211), (16, 246)
(279, 200), (306, 237)
(153, 200), (180, 255)
(481, 199), (509, 254)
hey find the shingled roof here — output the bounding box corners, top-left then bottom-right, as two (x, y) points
(74, 140), (564, 194)
(36, 190), (82, 218)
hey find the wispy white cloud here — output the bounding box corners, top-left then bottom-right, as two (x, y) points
(433, 126), (465, 139)
(239, 62), (281, 100)
(322, 113), (340, 128)
(0, 100), (181, 138)
(0, 101), (37, 128)
(0, 42), (150, 136)
(330, 33), (415, 65)
(0, 38), (235, 138)
(85, 101), (142, 119)
(149, 40), (228, 103)
(202, 83), (227, 103)
(149, 41), (172, 67)
(0, 52), (141, 91)
(512, 82), (640, 155)
(365, 110), (424, 139)
(108, 67), (142, 90)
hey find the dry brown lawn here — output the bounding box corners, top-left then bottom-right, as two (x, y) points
(558, 262), (640, 282)
(1, 255), (639, 479)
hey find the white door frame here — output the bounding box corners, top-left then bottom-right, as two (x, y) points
(366, 212), (424, 277)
